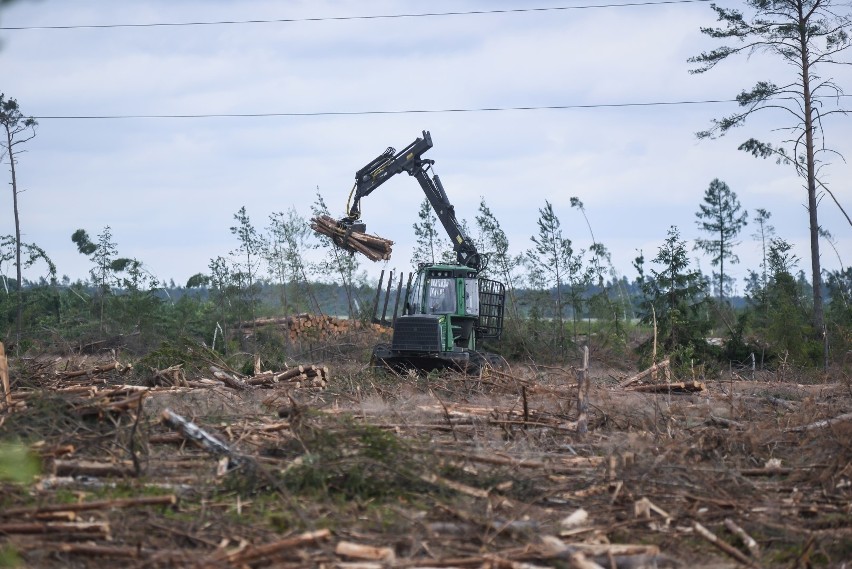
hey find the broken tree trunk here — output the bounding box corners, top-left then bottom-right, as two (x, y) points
(576, 346), (590, 434)
(619, 359), (670, 388)
(161, 409), (244, 468)
(0, 341), (10, 407)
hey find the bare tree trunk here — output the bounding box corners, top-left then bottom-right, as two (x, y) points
(798, 8), (824, 334)
(6, 126), (23, 347)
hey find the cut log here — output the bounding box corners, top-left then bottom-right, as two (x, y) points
(627, 380), (705, 393)
(310, 215), (393, 262)
(224, 529), (331, 564)
(53, 459), (136, 478)
(210, 366), (249, 390)
(275, 366), (305, 381)
(0, 521), (109, 536)
(335, 541), (396, 562)
(60, 361), (122, 380)
(2, 495), (177, 517)
(161, 409), (244, 468)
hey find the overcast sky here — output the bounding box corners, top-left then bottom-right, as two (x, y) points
(1, 0), (850, 293)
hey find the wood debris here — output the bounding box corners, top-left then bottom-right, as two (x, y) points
(3, 350), (851, 568)
(161, 409), (245, 468)
(220, 529), (331, 565)
(784, 411), (852, 432)
(692, 521), (760, 568)
(310, 214), (393, 261)
(618, 358), (670, 388)
(0, 342), (10, 407)
(627, 380), (706, 393)
(248, 364), (330, 390)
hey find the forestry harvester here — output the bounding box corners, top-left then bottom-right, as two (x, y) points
(318, 131), (506, 373)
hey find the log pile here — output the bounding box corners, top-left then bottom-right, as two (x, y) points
(310, 214), (393, 261)
(247, 364), (329, 390)
(240, 313), (388, 343)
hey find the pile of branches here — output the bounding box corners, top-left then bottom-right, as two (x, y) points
(310, 215), (393, 261)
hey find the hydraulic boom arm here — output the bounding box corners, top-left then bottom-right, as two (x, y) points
(344, 131), (481, 271)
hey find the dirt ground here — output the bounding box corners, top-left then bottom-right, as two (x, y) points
(1, 350), (851, 568)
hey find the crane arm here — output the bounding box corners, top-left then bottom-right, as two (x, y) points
(343, 131), (481, 271)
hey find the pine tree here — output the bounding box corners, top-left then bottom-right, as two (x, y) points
(639, 226), (710, 361)
(266, 208), (320, 314)
(476, 198), (521, 317)
(688, 0), (852, 331)
(0, 93), (38, 344)
(412, 197), (451, 268)
(71, 226), (136, 332)
(230, 206), (266, 337)
(526, 201), (586, 356)
(694, 179), (748, 301)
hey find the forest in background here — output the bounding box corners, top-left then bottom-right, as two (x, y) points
(1, 189), (850, 376)
(3, 0), (852, 375)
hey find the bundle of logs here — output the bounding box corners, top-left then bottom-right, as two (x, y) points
(310, 215), (393, 261)
(246, 364), (329, 390)
(239, 313), (387, 343)
(182, 364), (329, 391)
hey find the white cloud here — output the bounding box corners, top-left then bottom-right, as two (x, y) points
(1, 0), (849, 290)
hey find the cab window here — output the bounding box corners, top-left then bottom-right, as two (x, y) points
(427, 278), (456, 314)
(464, 278), (479, 316)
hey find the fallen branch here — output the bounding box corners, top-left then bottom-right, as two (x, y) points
(161, 409), (244, 468)
(693, 521), (759, 568)
(223, 529), (331, 564)
(619, 359), (670, 388)
(0, 521), (109, 536)
(784, 412), (852, 432)
(2, 495), (177, 517)
(724, 518), (760, 560)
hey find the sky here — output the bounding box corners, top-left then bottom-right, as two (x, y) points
(1, 0), (850, 295)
